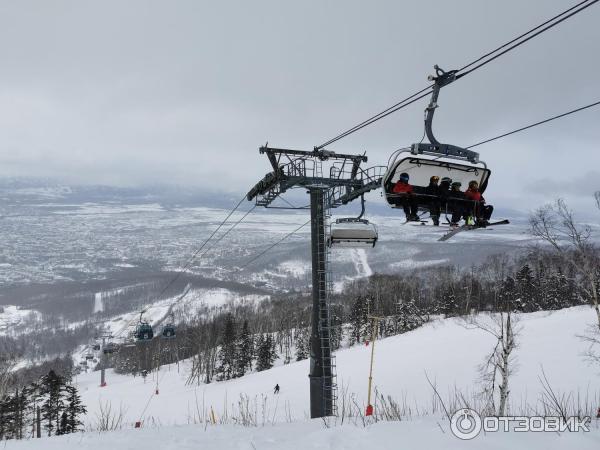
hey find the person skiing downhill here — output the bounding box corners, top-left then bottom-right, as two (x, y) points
(274, 383), (280, 394)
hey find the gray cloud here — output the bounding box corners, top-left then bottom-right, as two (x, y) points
(0, 0), (599, 212)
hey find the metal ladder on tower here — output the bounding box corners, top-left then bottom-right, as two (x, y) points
(318, 207), (338, 416)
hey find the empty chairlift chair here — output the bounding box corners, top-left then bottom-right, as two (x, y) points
(103, 342), (118, 354)
(328, 193), (378, 248)
(328, 218), (378, 248)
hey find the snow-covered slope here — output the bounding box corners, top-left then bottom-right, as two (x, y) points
(72, 306), (599, 425)
(6, 306), (600, 448)
(7, 418), (599, 450)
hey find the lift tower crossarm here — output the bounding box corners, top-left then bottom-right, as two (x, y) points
(259, 145), (368, 163)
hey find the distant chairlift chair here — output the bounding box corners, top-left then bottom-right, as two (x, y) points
(161, 323), (176, 339)
(134, 311), (154, 341)
(161, 313), (176, 339)
(328, 195), (378, 248)
(103, 342), (118, 354)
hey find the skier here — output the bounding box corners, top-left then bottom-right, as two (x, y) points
(464, 180), (493, 225)
(391, 172), (419, 221)
(274, 383), (280, 394)
(425, 175), (441, 226)
(448, 181), (466, 226)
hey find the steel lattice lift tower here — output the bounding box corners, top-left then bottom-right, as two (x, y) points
(246, 145), (383, 418)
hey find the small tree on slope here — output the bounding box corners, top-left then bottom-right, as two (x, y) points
(216, 313), (237, 381)
(235, 320), (254, 377)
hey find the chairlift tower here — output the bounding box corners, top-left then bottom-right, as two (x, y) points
(247, 145), (384, 417)
(96, 333), (113, 387)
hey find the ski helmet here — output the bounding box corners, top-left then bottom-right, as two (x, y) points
(399, 172), (409, 182)
(468, 180), (479, 189)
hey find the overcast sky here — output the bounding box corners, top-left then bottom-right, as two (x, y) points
(0, 0), (598, 212)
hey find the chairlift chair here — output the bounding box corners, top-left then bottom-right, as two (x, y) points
(103, 342), (118, 354)
(327, 195), (378, 248)
(134, 312), (154, 341)
(328, 218), (378, 248)
(161, 324), (176, 339)
(382, 66), (491, 219)
(135, 322), (154, 341)
(161, 312), (176, 339)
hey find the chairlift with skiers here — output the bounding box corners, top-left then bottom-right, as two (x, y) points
(382, 66), (509, 238)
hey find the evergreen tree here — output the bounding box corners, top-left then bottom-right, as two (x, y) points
(256, 334), (276, 372)
(216, 313), (237, 381)
(39, 370), (68, 436)
(64, 384), (86, 434)
(498, 276), (517, 311)
(58, 411), (68, 435)
(348, 296), (369, 344)
(515, 264), (538, 311)
(234, 320), (254, 378)
(396, 299), (425, 333)
(437, 289), (458, 317)
(295, 328), (309, 361)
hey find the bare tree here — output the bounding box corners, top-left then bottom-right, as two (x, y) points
(529, 198), (600, 329)
(465, 310), (519, 417)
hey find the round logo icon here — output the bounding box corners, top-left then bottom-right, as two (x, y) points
(450, 408), (482, 440)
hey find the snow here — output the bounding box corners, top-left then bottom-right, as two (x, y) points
(0, 305), (40, 334)
(389, 258), (450, 270)
(7, 306), (600, 449)
(5, 419), (599, 450)
(351, 248), (373, 278)
(4, 306), (600, 448)
(279, 260), (310, 278)
(93, 293), (104, 314)
(74, 307), (598, 426)
(94, 288), (268, 341)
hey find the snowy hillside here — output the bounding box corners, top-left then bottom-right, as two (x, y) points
(6, 306), (598, 449)
(74, 306), (600, 424)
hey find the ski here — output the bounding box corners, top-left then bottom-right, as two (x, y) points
(438, 219), (510, 241)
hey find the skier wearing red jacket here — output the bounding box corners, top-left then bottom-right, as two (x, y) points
(392, 172), (419, 221)
(465, 180), (493, 225)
